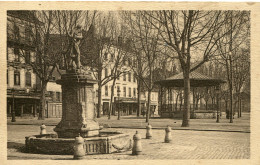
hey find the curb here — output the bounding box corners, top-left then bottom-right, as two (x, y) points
(7, 123), (250, 133)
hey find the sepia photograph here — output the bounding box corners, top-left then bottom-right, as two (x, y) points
(1, 2), (259, 164)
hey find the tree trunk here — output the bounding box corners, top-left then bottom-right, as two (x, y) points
(97, 81), (102, 118)
(137, 80), (141, 117)
(225, 100), (229, 119)
(229, 83), (233, 122)
(182, 70), (190, 127)
(229, 12), (234, 123)
(146, 90), (151, 123)
(236, 98), (239, 118)
(196, 99), (199, 110)
(191, 88), (195, 119)
(175, 93), (179, 111)
(108, 78), (116, 119)
(205, 100), (208, 110)
(38, 80), (47, 120)
(179, 92), (183, 111)
(239, 98), (242, 117)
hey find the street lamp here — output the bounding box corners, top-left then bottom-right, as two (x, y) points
(117, 88), (121, 120)
(215, 85), (220, 123)
(11, 88), (16, 122)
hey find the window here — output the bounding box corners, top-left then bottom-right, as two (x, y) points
(128, 72), (131, 82)
(25, 51), (30, 64)
(20, 25), (25, 41)
(105, 85), (108, 96)
(52, 76), (56, 81)
(49, 91), (54, 101)
(25, 71), (31, 86)
(117, 86), (120, 97)
(14, 70), (20, 85)
(14, 24), (20, 40)
(128, 58), (132, 66)
(129, 87), (131, 97)
(110, 53), (114, 61)
(14, 48), (20, 62)
(133, 88), (136, 97)
(104, 53), (108, 60)
(118, 36), (123, 45)
(117, 74), (120, 80)
(56, 92), (61, 102)
(96, 90), (98, 97)
(105, 68), (108, 77)
(133, 74), (136, 82)
(25, 26), (32, 43)
(123, 73), (126, 81)
(123, 87), (126, 97)
(7, 20), (14, 39)
(7, 47), (14, 62)
(30, 51), (35, 63)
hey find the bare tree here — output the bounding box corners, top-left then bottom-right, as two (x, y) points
(233, 48), (250, 117)
(144, 10), (228, 126)
(124, 11), (161, 123)
(83, 12), (120, 118)
(215, 11), (250, 122)
(107, 34), (131, 119)
(122, 11), (150, 118)
(16, 10), (93, 120)
(8, 11), (62, 120)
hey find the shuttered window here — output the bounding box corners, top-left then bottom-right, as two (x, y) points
(26, 71), (31, 86)
(14, 70), (20, 85)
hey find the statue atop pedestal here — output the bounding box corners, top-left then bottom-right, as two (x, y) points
(66, 24), (83, 72)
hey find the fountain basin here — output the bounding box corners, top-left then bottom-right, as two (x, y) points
(25, 131), (131, 155)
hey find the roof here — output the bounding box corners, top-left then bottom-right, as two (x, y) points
(155, 71), (226, 87)
(166, 71), (215, 80)
(7, 11), (44, 25)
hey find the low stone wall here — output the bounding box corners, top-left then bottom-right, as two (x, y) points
(193, 111), (216, 119)
(160, 111), (225, 119)
(25, 132), (131, 155)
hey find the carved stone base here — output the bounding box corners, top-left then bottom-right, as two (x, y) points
(54, 72), (100, 138)
(25, 132), (131, 155)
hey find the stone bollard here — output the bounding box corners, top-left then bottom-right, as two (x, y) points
(40, 124), (46, 135)
(132, 131), (142, 155)
(164, 125), (172, 143)
(73, 134), (86, 160)
(146, 123), (152, 139)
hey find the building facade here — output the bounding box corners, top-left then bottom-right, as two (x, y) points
(94, 68), (139, 116)
(44, 68), (64, 118)
(92, 45), (159, 116)
(7, 11), (40, 118)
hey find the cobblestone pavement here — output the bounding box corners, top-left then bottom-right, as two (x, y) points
(7, 125), (250, 160)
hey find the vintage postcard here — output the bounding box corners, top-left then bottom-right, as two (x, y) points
(0, 1), (259, 165)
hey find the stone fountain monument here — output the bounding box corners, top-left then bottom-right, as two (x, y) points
(53, 24), (100, 138)
(25, 25), (131, 155)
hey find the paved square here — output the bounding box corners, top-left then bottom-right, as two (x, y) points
(7, 125), (250, 160)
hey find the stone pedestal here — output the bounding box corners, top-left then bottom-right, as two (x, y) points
(54, 72), (100, 138)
